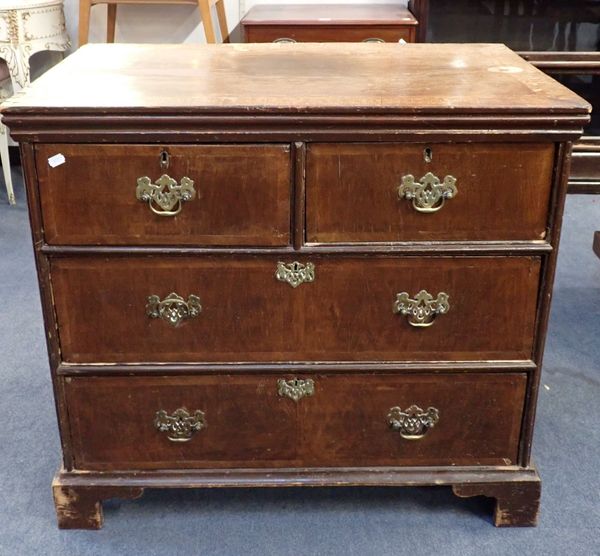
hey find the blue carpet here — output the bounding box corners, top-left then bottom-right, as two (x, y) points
(0, 170), (598, 555)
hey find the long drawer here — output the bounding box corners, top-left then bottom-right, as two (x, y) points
(51, 256), (541, 363)
(64, 372), (527, 470)
(306, 143), (555, 243)
(35, 144), (292, 246)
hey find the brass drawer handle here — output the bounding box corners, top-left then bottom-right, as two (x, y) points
(363, 38), (385, 43)
(273, 37), (297, 43)
(276, 261), (315, 288)
(278, 378), (315, 402)
(398, 172), (457, 213)
(154, 408), (206, 442)
(393, 290), (450, 327)
(146, 292), (202, 327)
(387, 405), (439, 440)
(136, 174), (196, 216)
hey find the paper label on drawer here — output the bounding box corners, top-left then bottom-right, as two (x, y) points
(47, 153), (65, 168)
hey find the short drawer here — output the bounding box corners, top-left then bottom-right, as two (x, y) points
(306, 143), (555, 243)
(51, 256), (540, 363)
(64, 372), (526, 470)
(244, 25), (415, 43)
(35, 144), (291, 246)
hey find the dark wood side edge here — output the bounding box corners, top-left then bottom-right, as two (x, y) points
(20, 142), (74, 469)
(594, 231), (600, 259)
(518, 143), (572, 466)
(53, 465), (540, 529)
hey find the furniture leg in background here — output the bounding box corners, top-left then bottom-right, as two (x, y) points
(78, 0), (229, 46)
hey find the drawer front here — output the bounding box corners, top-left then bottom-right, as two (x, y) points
(65, 375), (299, 470)
(306, 143), (555, 243)
(52, 256), (540, 363)
(65, 372), (526, 470)
(35, 144), (291, 246)
(244, 25), (415, 43)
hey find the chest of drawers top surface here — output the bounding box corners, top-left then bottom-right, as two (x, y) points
(241, 4), (419, 26)
(2, 43), (589, 122)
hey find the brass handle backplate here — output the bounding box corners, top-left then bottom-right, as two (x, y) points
(278, 378), (315, 402)
(154, 408), (206, 442)
(398, 172), (457, 213)
(276, 262), (315, 288)
(146, 292), (202, 327)
(387, 405), (439, 440)
(136, 173), (196, 216)
(393, 289), (449, 327)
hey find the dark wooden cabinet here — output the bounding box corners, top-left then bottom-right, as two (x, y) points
(2, 43), (590, 529)
(242, 4), (418, 43)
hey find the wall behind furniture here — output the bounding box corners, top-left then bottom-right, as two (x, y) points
(61, 0), (407, 46)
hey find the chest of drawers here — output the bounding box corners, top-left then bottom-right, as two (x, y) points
(3, 43), (589, 529)
(241, 4), (418, 43)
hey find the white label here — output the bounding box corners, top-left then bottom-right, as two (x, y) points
(398, 38), (407, 44)
(48, 153), (65, 168)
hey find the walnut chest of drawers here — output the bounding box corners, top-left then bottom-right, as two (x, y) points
(241, 4), (418, 44)
(3, 43), (590, 529)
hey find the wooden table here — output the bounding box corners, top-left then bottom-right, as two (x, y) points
(241, 4), (418, 43)
(2, 43), (590, 529)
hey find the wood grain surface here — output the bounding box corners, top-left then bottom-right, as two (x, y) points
(306, 142), (555, 242)
(50, 255), (541, 363)
(35, 144), (292, 246)
(1, 44), (590, 115)
(64, 372), (526, 470)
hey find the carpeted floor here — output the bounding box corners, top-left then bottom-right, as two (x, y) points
(0, 169), (598, 556)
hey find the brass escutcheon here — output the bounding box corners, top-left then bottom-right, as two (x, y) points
(393, 290), (450, 327)
(398, 172), (457, 213)
(278, 378), (315, 402)
(275, 261), (315, 288)
(146, 292), (202, 327)
(387, 405), (439, 440)
(154, 408), (206, 442)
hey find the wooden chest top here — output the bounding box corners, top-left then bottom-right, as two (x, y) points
(2, 43), (590, 118)
(240, 4), (419, 27)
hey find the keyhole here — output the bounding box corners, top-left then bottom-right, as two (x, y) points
(160, 150), (170, 169)
(424, 147), (433, 163)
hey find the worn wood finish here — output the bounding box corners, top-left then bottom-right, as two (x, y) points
(2, 44), (590, 528)
(53, 465), (540, 528)
(64, 372), (526, 470)
(453, 478), (541, 527)
(306, 143), (555, 243)
(35, 144), (292, 246)
(1, 44), (589, 116)
(53, 479), (143, 529)
(51, 256), (541, 363)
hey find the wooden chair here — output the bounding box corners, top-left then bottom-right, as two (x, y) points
(79, 0), (229, 46)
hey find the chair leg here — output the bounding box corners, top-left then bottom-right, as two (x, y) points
(79, 0), (92, 46)
(215, 0), (229, 43)
(107, 4), (117, 43)
(0, 123), (15, 205)
(198, 0), (216, 43)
